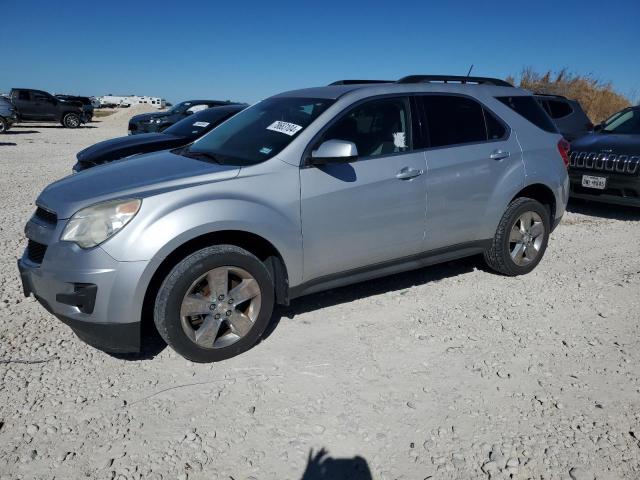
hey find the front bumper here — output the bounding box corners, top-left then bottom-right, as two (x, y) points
(17, 237), (148, 353)
(569, 169), (640, 207)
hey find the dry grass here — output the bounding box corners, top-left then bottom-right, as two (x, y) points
(506, 68), (631, 123)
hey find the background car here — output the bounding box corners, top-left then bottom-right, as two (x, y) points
(55, 94), (95, 122)
(128, 99), (244, 135)
(568, 105), (640, 207)
(0, 95), (18, 133)
(73, 104), (245, 172)
(9, 88), (86, 128)
(534, 93), (592, 141)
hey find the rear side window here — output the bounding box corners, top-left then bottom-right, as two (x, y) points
(496, 96), (558, 133)
(547, 99), (573, 119)
(420, 95), (486, 147)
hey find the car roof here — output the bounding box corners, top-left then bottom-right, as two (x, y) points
(274, 82), (528, 100)
(191, 104), (246, 119)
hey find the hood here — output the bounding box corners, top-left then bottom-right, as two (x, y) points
(571, 132), (640, 155)
(130, 111), (169, 123)
(38, 150), (240, 219)
(77, 133), (185, 164)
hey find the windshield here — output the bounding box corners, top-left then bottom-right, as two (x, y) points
(602, 109), (640, 134)
(164, 108), (240, 137)
(167, 101), (193, 114)
(186, 97), (334, 165)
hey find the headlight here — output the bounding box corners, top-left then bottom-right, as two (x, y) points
(154, 119), (162, 124)
(61, 199), (141, 248)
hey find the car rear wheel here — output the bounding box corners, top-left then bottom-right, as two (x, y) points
(154, 245), (275, 362)
(0, 117), (8, 133)
(484, 197), (550, 276)
(62, 113), (81, 128)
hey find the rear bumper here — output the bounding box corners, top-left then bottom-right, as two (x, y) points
(569, 170), (640, 207)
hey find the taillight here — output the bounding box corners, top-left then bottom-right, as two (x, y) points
(557, 138), (570, 168)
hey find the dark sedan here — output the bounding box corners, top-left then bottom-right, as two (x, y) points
(128, 99), (244, 135)
(73, 104), (245, 172)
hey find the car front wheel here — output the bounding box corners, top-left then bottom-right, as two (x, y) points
(484, 197), (550, 276)
(62, 113), (81, 128)
(154, 245), (275, 362)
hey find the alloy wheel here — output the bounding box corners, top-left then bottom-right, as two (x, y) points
(508, 211), (545, 266)
(180, 266), (262, 349)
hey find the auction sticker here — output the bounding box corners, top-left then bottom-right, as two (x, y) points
(193, 121), (210, 127)
(266, 121), (303, 136)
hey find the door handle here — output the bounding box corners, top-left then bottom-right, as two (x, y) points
(490, 150), (510, 160)
(396, 167), (423, 180)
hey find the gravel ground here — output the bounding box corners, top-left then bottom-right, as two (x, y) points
(0, 110), (639, 480)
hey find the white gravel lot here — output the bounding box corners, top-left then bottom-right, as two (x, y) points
(0, 109), (639, 480)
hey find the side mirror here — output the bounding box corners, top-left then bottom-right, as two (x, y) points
(185, 110), (194, 115)
(593, 122), (603, 132)
(310, 139), (358, 165)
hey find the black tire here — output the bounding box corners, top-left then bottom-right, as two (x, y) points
(484, 197), (550, 276)
(0, 117), (8, 133)
(154, 245), (275, 362)
(62, 113), (81, 128)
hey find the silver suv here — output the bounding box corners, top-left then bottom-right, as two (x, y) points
(18, 75), (570, 362)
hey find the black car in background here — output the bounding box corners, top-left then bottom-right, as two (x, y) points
(128, 99), (243, 135)
(55, 95), (95, 121)
(568, 106), (640, 207)
(9, 88), (86, 128)
(534, 94), (593, 142)
(0, 95), (18, 133)
(73, 104), (246, 172)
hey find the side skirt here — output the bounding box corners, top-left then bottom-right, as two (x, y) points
(288, 240), (491, 300)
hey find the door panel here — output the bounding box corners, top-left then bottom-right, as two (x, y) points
(300, 152), (427, 280)
(300, 96), (426, 281)
(424, 136), (523, 250)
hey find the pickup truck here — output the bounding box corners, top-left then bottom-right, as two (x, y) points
(10, 88), (86, 128)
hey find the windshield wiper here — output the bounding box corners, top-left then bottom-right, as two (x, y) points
(177, 148), (222, 164)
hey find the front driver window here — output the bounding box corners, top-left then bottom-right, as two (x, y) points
(322, 97), (410, 158)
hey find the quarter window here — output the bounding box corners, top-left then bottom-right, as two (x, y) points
(496, 96), (558, 133)
(420, 95), (487, 147)
(547, 99), (573, 119)
(484, 109), (506, 140)
(320, 97), (411, 158)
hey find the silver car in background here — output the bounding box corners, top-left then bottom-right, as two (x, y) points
(18, 75), (570, 362)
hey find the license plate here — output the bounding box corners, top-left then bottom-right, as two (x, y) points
(581, 175), (606, 190)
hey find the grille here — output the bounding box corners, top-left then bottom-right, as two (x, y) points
(569, 151), (640, 176)
(34, 206), (57, 224)
(27, 240), (47, 264)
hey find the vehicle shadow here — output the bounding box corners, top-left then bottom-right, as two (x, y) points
(0, 142), (17, 146)
(107, 324), (167, 361)
(567, 198), (640, 221)
(264, 255), (480, 339)
(13, 125), (97, 129)
(4, 130), (40, 134)
(300, 448), (372, 480)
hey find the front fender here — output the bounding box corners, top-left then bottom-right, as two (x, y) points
(100, 160), (303, 284)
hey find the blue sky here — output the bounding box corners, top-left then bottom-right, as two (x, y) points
(2, 0), (638, 104)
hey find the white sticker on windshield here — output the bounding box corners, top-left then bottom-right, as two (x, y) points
(393, 132), (406, 149)
(192, 121), (210, 127)
(266, 121), (303, 136)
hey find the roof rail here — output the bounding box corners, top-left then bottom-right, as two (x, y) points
(329, 80), (392, 85)
(397, 75), (512, 87)
(533, 92), (567, 99)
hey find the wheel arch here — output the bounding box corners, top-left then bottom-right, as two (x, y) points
(140, 229), (290, 338)
(511, 183), (557, 226)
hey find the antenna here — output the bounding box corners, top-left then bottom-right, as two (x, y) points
(466, 64), (474, 77)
